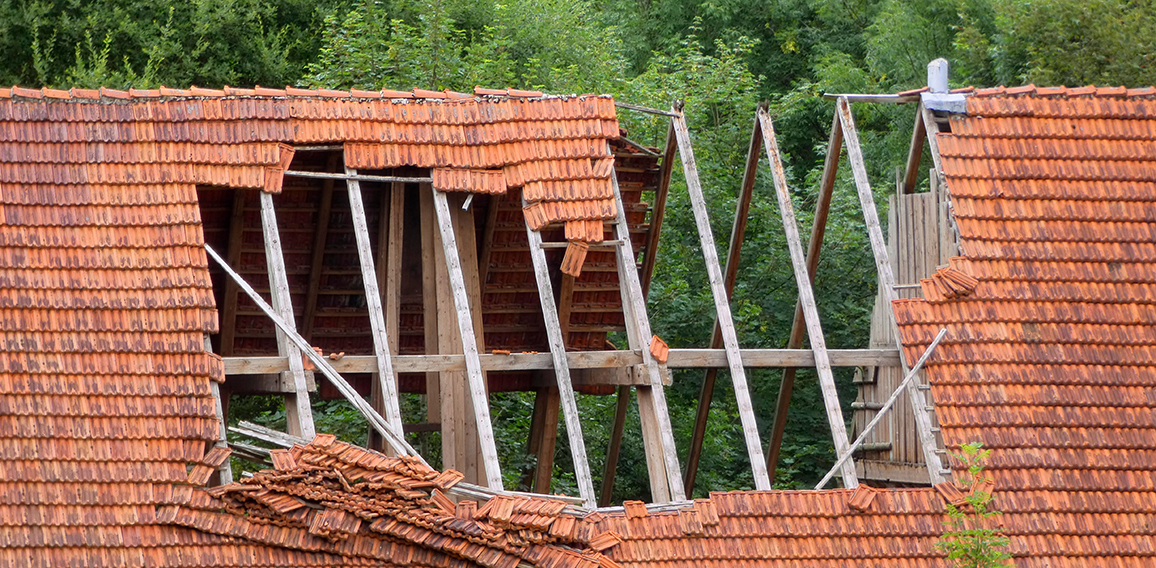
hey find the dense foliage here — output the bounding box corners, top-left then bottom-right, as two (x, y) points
(7, 0), (1153, 500)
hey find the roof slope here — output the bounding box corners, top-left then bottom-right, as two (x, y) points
(894, 86), (1156, 567)
(0, 87), (623, 567)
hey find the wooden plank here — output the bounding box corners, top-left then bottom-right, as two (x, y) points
(205, 244), (419, 459)
(300, 155), (338, 341)
(346, 167), (404, 434)
(837, 96), (945, 484)
(222, 348), (902, 375)
(758, 109), (857, 487)
(557, 274), (576, 339)
(821, 93), (921, 104)
(478, 193), (502, 293)
(533, 387), (561, 494)
(383, 183), (404, 354)
(284, 170), (431, 184)
(817, 329), (946, 489)
(599, 385), (631, 506)
(525, 220), (597, 507)
(685, 111), (762, 492)
(432, 188), (503, 490)
(452, 191), (488, 485)
(219, 188), (248, 356)
(921, 102), (945, 178)
(611, 167), (684, 502)
(259, 191), (316, 440)
(639, 121), (677, 297)
(901, 102), (926, 194)
(231, 420), (308, 448)
(766, 111), (842, 476)
(673, 111), (770, 491)
(855, 459), (931, 485)
(420, 186), (442, 428)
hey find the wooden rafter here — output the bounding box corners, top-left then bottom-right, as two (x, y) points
(684, 109), (762, 493)
(671, 111), (771, 490)
(758, 109), (857, 487)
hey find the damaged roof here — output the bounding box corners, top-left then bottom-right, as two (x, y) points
(4, 83), (1156, 568)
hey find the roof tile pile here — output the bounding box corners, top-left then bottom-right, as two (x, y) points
(164, 435), (622, 568)
(893, 87), (1156, 566)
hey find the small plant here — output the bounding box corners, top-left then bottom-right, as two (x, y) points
(935, 442), (1014, 568)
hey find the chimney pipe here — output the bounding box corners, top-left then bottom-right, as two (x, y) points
(928, 59), (949, 93)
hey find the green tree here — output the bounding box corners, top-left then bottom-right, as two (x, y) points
(936, 442), (1013, 568)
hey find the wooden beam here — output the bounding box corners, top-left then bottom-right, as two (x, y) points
(766, 111), (842, 477)
(599, 385), (630, 507)
(219, 188), (248, 356)
(533, 387), (561, 494)
(525, 220), (597, 507)
(821, 93), (921, 104)
(301, 155), (339, 341)
(205, 244), (419, 459)
(759, 109), (857, 488)
(901, 102), (926, 194)
(611, 165), (686, 502)
(817, 329), (946, 489)
(370, 182), (405, 452)
(346, 167), (404, 434)
(420, 185), (442, 429)
(259, 191), (316, 440)
(284, 170), (431, 184)
(685, 110), (762, 493)
(921, 101), (945, 177)
(478, 193), (502, 291)
(640, 121), (677, 298)
(614, 101), (680, 117)
(837, 96), (946, 484)
(672, 111), (770, 490)
(222, 348), (902, 375)
(432, 188), (504, 490)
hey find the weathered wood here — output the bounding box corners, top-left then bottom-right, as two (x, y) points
(599, 385), (631, 507)
(614, 101), (680, 117)
(921, 102), (945, 178)
(767, 111), (842, 476)
(639, 121), (677, 297)
(759, 109), (857, 488)
(855, 459), (931, 485)
(672, 111), (770, 490)
(525, 221), (597, 507)
(557, 274), (576, 339)
(346, 167), (404, 434)
(383, 183), (404, 354)
(821, 93), (921, 103)
(219, 188), (248, 356)
(285, 170), (431, 184)
(259, 191), (316, 440)
(420, 186), (442, 427)
(611, 161), (686, 502)
(817, 328), (946, 489)
(533, 387), (561, 494)
(432, 188), (504, 490)
(685, 110), (762, 493)
(837, 96), (945, 484)
(207, 334), (234, 485)
(301, 155), (338, 341)
(230, 420), (308, 448)
(205, 244), (420, 460)
(902, 102), (927, 194)
(222, 348), (901, 375)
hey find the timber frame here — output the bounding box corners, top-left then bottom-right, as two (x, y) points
(203, 89), (956, 508)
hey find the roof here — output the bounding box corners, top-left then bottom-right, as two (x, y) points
(892, 86), (1156, 566)
(0, 86), (626, 567)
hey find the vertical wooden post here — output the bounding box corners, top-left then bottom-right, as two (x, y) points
(758, 109), (858, 487)
(902, 102), (927, 194)
(369, 183), (405, 452)
(219, 188), (249, 356)
(610, 168), (686, 502)
(301, 155), (339, 341)
(431, 187), (503, 490)
(524, 217), (597, 507)
(599, 385), (631, 506)
(420, 187), (443, 433)
(684, 110), (762, 492)
(532, 386), (561, 494)
(259, 191), (315, 440)
(346, 167), (404, 435)
(671, 111), (771, 490)
(837, 97), (945, 484)
(766, 111), (842, 476)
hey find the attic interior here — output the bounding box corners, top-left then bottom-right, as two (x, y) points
(191, 92), (960, 506)
(197, 139), (666, 498)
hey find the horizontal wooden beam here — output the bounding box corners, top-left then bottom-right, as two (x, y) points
(223, 348), (900, 377)
(284, 170), (432, 184)
(821, 93), (921, 104)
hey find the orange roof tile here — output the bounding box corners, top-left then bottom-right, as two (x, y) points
(890, 88), (1156, 566)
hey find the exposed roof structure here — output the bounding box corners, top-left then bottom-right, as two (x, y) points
(4, 83), (1156, 568)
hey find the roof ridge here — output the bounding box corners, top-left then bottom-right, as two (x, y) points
(0, 84), (606, 103)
